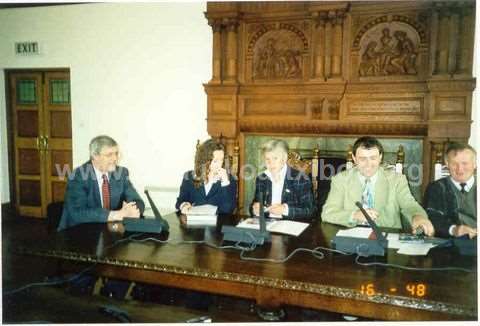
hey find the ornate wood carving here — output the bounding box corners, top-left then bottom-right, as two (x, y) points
(204, 1), (475, 207)
(238, 120), (428, 136)
(287, 151), (312, 174)
(247, 22), (309, 81)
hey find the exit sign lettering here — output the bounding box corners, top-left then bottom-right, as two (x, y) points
(15, 42), (40, 55)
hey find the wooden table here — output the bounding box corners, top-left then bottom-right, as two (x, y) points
(17, 213), (477, 321)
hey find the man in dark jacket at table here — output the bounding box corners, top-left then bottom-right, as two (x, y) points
(424, 142), (477, 238)
(58, 135), (144, 231)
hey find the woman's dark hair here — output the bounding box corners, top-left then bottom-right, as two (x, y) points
(193, 139), (225, 188)
(352, 136), (384, 157)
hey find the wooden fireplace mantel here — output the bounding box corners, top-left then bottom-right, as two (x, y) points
(203, 1), (476, 209)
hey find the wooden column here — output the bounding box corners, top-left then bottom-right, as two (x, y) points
(209, 19), (222, 84)
(429, 9), (439, 76)
(331, 11), (344, 78)
(324, 11), (335, 79)
(225, 19), (239, 83)
(436, 10), (450, 74)
(458, 6), (474, 75)
(447, 9), (460, 75)
(313, 12), (326, 80)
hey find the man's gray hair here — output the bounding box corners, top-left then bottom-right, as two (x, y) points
(261, 139), (289, 156)
(89, 135), (118, 158)
(444, 142), (477, 162)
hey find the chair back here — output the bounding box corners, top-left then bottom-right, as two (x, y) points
(383, 145), (405, 174)
(433, 144), (450, 180)
(47, 201), (64, 233)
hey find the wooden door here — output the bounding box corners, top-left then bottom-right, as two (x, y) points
(8, 70), (72, 217)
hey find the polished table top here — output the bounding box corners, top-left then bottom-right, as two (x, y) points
(17, 213), (477, 320)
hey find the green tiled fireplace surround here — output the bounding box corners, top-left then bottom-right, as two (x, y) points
(242, 135), (423, 214)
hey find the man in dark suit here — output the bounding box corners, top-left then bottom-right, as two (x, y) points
(58, 135), (145, 231)
(424, 142), (477, 238)
(251, 139), (314, 219)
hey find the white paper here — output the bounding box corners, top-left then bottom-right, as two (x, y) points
(396, 243), (436, 256)
(336, 227), (374, 239)
(236, 217), (276, 229)
(269, 220), (309, 236)
(187, 204), (218, 215)
(386, 233), (403, 249)
(236, 218), (309, 237)
(186, 215), (217, 225)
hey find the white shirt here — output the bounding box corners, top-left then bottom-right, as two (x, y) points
(449, 176), (475, 193)
(265, 164), (288, 217)
(93, 165), (108, 208)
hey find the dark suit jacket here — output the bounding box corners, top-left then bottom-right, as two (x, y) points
(424, 177), (477, 238)
(175, 171), (237, 214)
(58, 161), (145, 231)
(250, 166), (314, 219)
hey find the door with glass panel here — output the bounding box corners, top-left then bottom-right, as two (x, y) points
(8, 70), (72, 217)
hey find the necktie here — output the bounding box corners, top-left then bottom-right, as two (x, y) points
(102, 174), (110, 209)
(460, 182), (467, 194)
(362, 178), (373, 209)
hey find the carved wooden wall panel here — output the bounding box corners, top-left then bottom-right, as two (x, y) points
(204, 1), (476, 210)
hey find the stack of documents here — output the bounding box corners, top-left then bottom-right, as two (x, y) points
(334, 228), (438, 256)
(386, 233), (437, 255)
(236, 217), (309, 236)
(186, 204), (218, 225)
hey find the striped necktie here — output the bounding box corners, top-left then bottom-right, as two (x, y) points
(102, 174), (110, 209)
(362, 178), (373, 209)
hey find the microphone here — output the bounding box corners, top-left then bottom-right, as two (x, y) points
(330, 202), (388, 256)
(145, 190), (162, 218)
(354, 201), (387, 243)
(122, 190), (169, 234)
(145, 190), (169, 232)
(221, 186), (271, 245)
(258, 191), (266, 233)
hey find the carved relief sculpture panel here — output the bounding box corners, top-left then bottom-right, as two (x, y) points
(246, 22), (310, 82)
(352, 15), (428, 80)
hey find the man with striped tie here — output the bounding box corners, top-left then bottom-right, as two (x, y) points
(58, 135), (144, 231)
(322, 136), (434, 236)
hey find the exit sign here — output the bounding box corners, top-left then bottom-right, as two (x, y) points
(15, 42), (40, 55)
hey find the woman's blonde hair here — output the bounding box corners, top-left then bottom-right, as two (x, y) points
(193, 139), (225, 188)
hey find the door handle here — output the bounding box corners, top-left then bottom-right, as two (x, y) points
(42, 136), (49, 151)
(36, 137), (41, 150)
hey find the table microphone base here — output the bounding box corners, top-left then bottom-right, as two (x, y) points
(221, 225), (271, 245)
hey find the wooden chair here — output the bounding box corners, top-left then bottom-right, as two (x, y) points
(433, 145), (451, 180)
(287, 148), (325, 216)
(384, 145), (405, 174)
(287, 149), (318, 194)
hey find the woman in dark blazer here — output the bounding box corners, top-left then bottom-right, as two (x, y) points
(175, 139), (237, 214)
